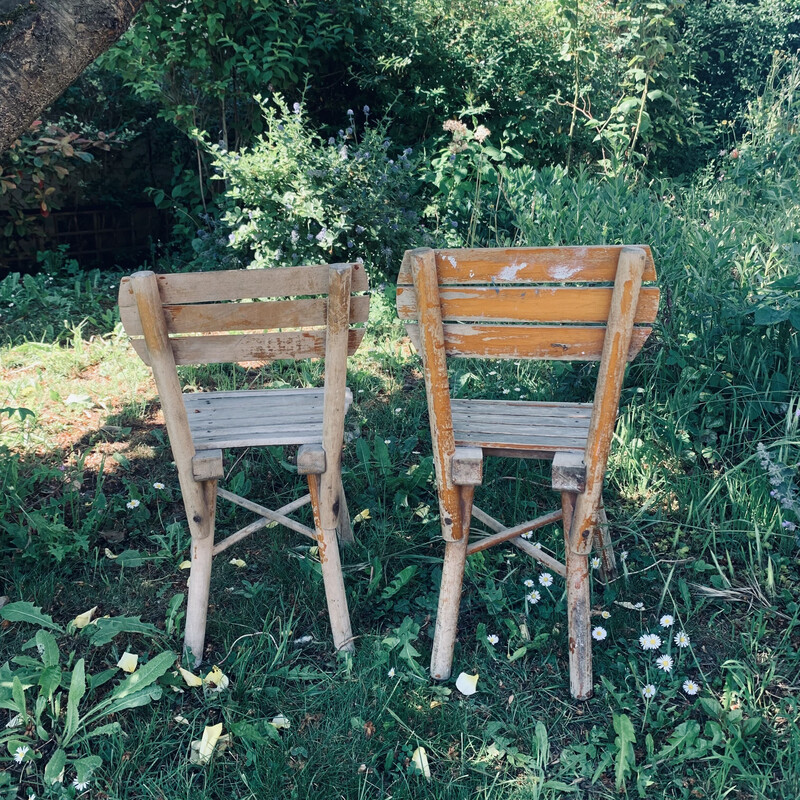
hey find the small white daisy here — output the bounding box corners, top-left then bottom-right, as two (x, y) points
(659, 615), (675, 628)
(591, 626), (607, 641)
(591, 556), (601, 569)
(600, 610), (611, 619)
(538, 573), (554, 587)
(682, 679), (700, 696)
(486, 634), (499, 645)
(655, 654), (674, 672)
(634, 602), (644, 610)
(388, 667), (396, 678)
(639, 633), (662, 650)
(526, 590), (541, 604)
(488, 370), (497, 376)
(641, 683), (656, 699)
(393, 408), (402, 414)
(524, 578), (535, 588)
(126, 499), (140, 510)
(620, 551), (629, 561)
(13, 745), (29, 763)
(521, 531), (533, 539)
(502, 388), (510, 395)
(153, 482), (165, 490)
(72, 778), (90, 791)
(674, 631), (690, 648)
(384, 439), (391, 445)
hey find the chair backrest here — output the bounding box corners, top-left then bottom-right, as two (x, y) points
(397, 246), (658, 362)
(118, 263), (370, 367)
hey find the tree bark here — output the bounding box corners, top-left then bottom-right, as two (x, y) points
(0, 0), (148, 153)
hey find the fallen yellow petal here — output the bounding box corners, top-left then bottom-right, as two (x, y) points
(203, 665), (229, 692)
(179, 667), (203, 687)
(178, 560), (192, 570)
(455, 672), (479, 696)
(228, 558), (247, 568)
(104, 548), (118, 560)
(353, 508), (371, 523)
(190, 722), (223, 765)
(72, 606), (98, 629)
(270, 714), (290, 729)
(411, 746), (431, 779)
(117, 652), (138, 673)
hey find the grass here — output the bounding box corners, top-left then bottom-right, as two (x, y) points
(2, 64), (800, 800)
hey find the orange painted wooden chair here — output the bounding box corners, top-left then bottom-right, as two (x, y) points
(118, 262), (369, 665)
(396, 246), (658, 698)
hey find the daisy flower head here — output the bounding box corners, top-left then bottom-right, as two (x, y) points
(13, 745), (29, 764)
(538, 572), (554, 587)
(656, 654), (674, 672)
(639, 633), (662, 651)
(674, 631), (690, 648)
(72, 778), (90, 792)
(524, 579), (535, 588)
(682, 679), (700, 696)
(487, 634), (499, 645)
(526, 590), (541, 605)
(659, 615), (675, 628)
(126, 499), (140, 510)
(388, 667), (396, 678)
(641, 683), (657, 700)
(153, 482), (165, 490)
(591, 556), (602, 569)
(600, 610), (611, 619)
(592, 626), (607, 641)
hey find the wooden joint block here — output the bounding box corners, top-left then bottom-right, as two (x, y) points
(552, 451), (586, 492)
(297, 444), (326, 475)
(192, 449), (224, 481)
(451, 447), (483, 486)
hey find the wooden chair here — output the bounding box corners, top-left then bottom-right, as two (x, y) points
(396, 246), (658, 699)
(118, 262), (370, 665)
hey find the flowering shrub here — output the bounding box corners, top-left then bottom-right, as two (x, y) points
(210, 97), (425, 280)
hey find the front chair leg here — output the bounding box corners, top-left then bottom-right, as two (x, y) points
(184, 479), (218, 667)
(308, 474), (354, 652)
(563, 491), (593, 700)
(335, 473), (355, 545)
(430, 485), (475, 681)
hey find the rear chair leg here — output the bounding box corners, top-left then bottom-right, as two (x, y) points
(593, 502), (618, 582)
(308, 474), (354, 652)
(563, 491), (593, 700)
(336, 473), (355, 545)
(184, 479), (218, 666)
(431, 486), (475, 681)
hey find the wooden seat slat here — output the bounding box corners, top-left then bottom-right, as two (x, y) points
(397, 245), (656, 285)
(450, 398), (592, 418)
(119, 262), (368, 307)
(130, 329), (366, 366)
(396, 286), (660, 324)
(121, 295), (370, 337)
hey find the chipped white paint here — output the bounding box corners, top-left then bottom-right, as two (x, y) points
(447, 256), (458, 268)
(497, 262), (528, 281)
(549, 264), (582, 280)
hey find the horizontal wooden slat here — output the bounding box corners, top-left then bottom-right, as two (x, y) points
(130, 328), (365, 366)
(396, 286), (659, 324)
(451, 398), (593, 417)
(119, 262), (369, 307)
(121, 295), (370, 337)
(398, 246), (656, 285)
(404, 324), (650, 361)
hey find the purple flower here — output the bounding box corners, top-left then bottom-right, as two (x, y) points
(228, 233), (236, 244)
(363, 105), (370, 114)
(293, 102), (301, 114)
(328, 137), (335, 145)
(347, 108), (354, 117)
(315, 227), (328, 241)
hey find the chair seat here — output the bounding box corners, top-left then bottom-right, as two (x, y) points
(185, 387), (353, 451)
(451, 398), (592, 456)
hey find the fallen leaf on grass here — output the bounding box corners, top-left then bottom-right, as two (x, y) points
(179, 667), (203, 687)
(178, 560), (192, 570)
(270, 714), (290, 729)
(228, 558), (247, 568)
(72, 606), (98, 629)
(190, 723), (225, 766)
(411, 746), (431, 779)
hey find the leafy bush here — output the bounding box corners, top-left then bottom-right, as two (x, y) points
(213, 97), (426, 279)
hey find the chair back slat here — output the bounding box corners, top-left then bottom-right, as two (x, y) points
(397, 286), (659, 324)
(119, 263), (369, 366)
(398, 246), (657, 363)
(397, 246), (656, 285)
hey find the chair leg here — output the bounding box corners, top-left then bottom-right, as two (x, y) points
(563, 490), (593, 700)
(184, 479), (218, 666)
(336, 473), (355, 545)
(593, 502), (618, 582)
(431, 486), (475, 681)
(307, 474), (354, 652)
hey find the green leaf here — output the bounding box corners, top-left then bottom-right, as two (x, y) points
(1, 602), (64, 632)
(82, 616), (162, 647)
(754, 305), (789, 325)
(101, 684), (163, 716)
(381, 565), (418, 599)
(74, 755), (102, 783)
(44, 748), (67, 785)
(63, 658), (86, 745)
(110, 650), (175, 701)
(38, 665), (62, 702)
(11, 676), (27, 722)
(35, 630), (60, 667)
(612, 713), (636, 789)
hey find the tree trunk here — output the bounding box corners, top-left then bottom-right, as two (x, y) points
(0, 0), (148, 153)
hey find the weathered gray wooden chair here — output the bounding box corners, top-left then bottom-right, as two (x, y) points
(118, 262), (369, 664)
(397, 246), (658, 699)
